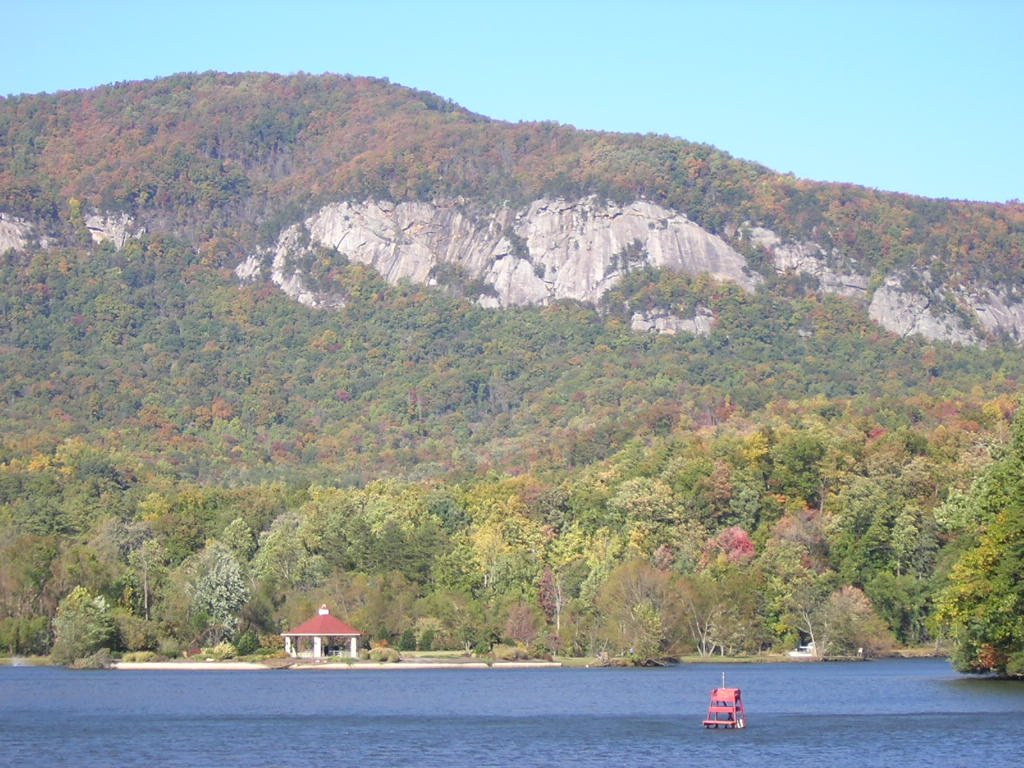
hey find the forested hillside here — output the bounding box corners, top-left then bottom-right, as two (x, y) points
(3, 72), (1022, 283)
(1, 73), (1021, 674)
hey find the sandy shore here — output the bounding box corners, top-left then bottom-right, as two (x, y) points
(293, 660), (562, 670)
(113, 661), (271, 670)
(113, 660), (562, 671)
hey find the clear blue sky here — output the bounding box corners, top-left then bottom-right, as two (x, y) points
(3, 0), (1021, 203)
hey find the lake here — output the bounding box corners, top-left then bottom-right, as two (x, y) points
(1, 659), (1022, 767)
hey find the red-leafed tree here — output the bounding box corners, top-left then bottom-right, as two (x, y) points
(706, 526), (756, 565)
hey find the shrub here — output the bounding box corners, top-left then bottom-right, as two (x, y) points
(259, 633), (285, 652)
(234, 630), (260, 656)
(368, 646), (401, 663)
(1007, 652), (1024, 679)
(114, 612), (159, 652)
(472, 640), (492, 657)
(157, 637), (182, 659)
(71, 648), (114, 669)
(418, 629), (435, 652)
(202, 642), (237, 660)
(526, 642), (553, 661)
(121, 651), (157, 663)
(491, 644), (528, 661)
(398, 628), (417, 652)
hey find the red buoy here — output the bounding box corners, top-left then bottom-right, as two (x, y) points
(702, 674), (746, 729)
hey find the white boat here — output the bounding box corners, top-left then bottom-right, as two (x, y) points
(787, 641), (816, 658)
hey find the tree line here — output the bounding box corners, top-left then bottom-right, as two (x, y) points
(2, 397), (1021, 674)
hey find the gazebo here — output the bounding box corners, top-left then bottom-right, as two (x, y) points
(282, 605), (362, 660)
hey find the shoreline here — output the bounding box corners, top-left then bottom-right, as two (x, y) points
(293, 660), (562, 670)
(112, 660), (563, 671)
(113, 661), (272, 670)
(11, 647), (946, 671)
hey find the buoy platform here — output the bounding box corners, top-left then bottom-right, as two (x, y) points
(702, 676), (745, 729)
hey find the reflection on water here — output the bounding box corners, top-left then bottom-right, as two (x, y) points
(1, 659), (1022, 767)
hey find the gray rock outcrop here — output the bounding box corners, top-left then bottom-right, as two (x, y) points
(747, 224), (1024, 347)
(966, 287), (1024, 344)
(240, 197), (761, 312)
(237, 201), (1024, 348)
(868, 275), (980, 347)
(630, 306), (714, 336)
(747, 226), (868, 299)
(84, 212), (143, 249)
(0, 213), (32, 253)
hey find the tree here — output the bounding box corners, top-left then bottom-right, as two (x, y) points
(414, 589), (494, 652)
(769, 431), (826, 509)
(538, 566), (565, 633)
(0, 615), (49, 656)
(50, 585), (115, 665)
(677, 572), (723, 657)
(0, 533), (58, 619)
(595, 560), (684, 662)
(781, 571), (839, 658)
(821, 585), (896, 657)
(704, 526), (756, 565)
(936, 407), (1024, 677)
(222, 517), (257, 561)
(398, 627), (417, 651)
(251, 512), (326, 591)
(829, 476), (904, 584)
(709, 566), (768, 655)
(503, 601), (541, 645)
(186, 541), (249, 645)
(343, 571), (420, 644)
(606, 477), (677, 531)
(127, 539), (166, 621)
(937, 503), (1024, 676)
(864, 571), (931, 645)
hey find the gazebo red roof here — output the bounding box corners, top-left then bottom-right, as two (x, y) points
(283, 606), (362, 637)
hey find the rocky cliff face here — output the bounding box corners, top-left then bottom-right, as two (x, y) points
(1, 211), (139, 254)
(236, 197), (761, 315)
(967, 286), (1024, 344)
(5, 194), (1021, 347)
(748, 225), (1024, 347)
(630, 306), (714, 336)
(84, 213), (144, 249)
(234, 199), (1024, 346)
(745, 226), (868, 299)
(867, 275), (980, 346)
(0, 214), (33, 253)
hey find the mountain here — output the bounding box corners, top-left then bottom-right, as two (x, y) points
(1, 71), (1023, 482)
(3, 72), (1023, 348)
(4, 72), (1024, 671)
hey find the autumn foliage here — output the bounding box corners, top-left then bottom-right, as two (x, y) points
(1, 73), (1022, 667)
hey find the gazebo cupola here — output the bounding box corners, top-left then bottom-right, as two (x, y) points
(282, 605), (362, 660)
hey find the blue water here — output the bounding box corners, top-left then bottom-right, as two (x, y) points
(1, 659), (1022, 767)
